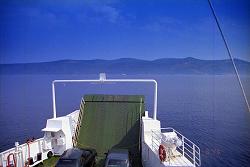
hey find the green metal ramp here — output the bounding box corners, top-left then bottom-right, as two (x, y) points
(75, 94), (145, 166)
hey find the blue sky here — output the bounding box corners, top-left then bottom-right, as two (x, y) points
(0, 0), (249, 63)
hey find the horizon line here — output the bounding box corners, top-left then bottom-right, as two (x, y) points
(1, 57), (249, 65)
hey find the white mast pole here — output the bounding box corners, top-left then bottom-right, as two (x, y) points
(153, 81), (158, 120)
(208, 0), (250, 112)
(52, 81), (57, 118)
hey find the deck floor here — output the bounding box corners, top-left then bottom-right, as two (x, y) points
(163, 155), (193, 166)
(40, 156), (59, 167)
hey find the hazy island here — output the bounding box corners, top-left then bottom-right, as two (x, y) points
(0, 57), (249, 75)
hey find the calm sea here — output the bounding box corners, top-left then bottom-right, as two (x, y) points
(0, 74), (250, 166)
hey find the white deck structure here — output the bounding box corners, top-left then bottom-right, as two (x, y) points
(0, 111), (79, 167)
(141, 112), (200, 167)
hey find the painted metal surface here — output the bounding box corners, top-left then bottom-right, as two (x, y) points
(75, 94), (145, 167)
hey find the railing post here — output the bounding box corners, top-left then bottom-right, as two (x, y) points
(0, 154), (3, 167)
(182, 137), (185, 156)
(153, 81), (158, 120)
(193, 144), (195, 166)
(151, 131), (153, 150)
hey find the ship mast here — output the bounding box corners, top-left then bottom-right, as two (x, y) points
(207, 0), (250, 112)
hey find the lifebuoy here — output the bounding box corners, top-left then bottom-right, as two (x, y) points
(158, 144), (166, 162)
(7, 153), (16, 167)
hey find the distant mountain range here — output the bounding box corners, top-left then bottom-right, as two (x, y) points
(0, 57), (249, 75)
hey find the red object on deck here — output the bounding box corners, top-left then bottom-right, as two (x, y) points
(7, 153), (16, 167)
(158, 144), (167, 162)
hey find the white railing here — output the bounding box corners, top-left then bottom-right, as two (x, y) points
(0, 138), (49, 167)
(151, 128), (201, 167)
(72, 99), (84, 147)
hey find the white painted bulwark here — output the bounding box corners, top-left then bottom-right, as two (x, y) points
(0, 138), (49, 167)
(0, 110), (79, 167)
(42, 110), (79, 155)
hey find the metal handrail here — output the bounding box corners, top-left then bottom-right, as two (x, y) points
(52, 74), (158, 119)
(151, 128), (201, 166)
(161, 128), (201, 156)
(0, 138), (45, 167)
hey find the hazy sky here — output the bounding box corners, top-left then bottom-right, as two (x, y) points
(0, 0), (249, 63)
